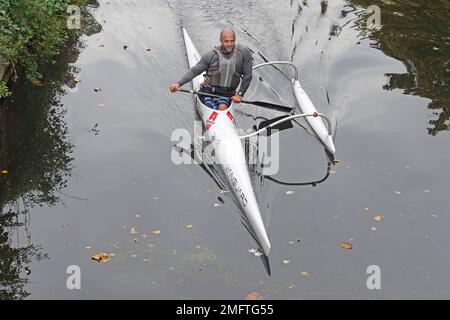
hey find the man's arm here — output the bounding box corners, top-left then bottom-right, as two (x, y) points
(236, 47), (253, 97)
(177, 51), (215, 86)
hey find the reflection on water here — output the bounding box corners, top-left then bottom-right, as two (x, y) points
(0, 47), (74, 298)
(347, 0), (450, 135)
(0, 6), (101, 299)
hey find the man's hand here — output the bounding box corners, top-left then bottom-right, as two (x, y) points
(231, 95), (243, 103)
(170, 83), (180, 92)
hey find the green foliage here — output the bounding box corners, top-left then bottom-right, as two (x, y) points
(0, 80), (10, 97)
(0, 0), (91, 85)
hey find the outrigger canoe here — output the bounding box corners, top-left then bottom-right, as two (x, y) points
(181, 28), (336, 257)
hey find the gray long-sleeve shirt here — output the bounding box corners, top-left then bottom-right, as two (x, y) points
(177, 44), (253, 96)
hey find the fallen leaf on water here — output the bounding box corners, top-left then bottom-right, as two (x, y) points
(329, 170), (336, 175)
(341, 242), (353, 250)
(98, 44), (105, 48)
(395, 190), (401, 195)
(286, 191), (295, 195)
(370, 226), (378, 231)
(245, 291), (263, 300)
(24, 267), (32, 275)
(130, 227), (138, 234)
(109, 253), (116, 257)
(32, 80), (43, 86)
(94, 87), (102, 92)
(300, 271), (310, 277)
(91, 253), (110, 262)
(213, 203), (221, 207)
(152, 229), (161, 235)
(1, 169), (8, 175)
(424, 189), (431, 193)
(186, 224), (193, 229)
(62, 224), (69, 229)
(74, 79), (81, 84)
(364, 208), (370, 212)
(283, 259), (291, 264)
(153, 196), (159, 200)
(123, 44), (128, 50)
(85, 246), (91, 250)
(146, 48), (151, 51)
(97, 102), (106, 107)
(135, 214), (140, 218)
(373, 215), (383, 222)
(288, 284), (296, 289)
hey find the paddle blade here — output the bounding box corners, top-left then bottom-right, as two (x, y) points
(258, 115), (293, 132)
(247, 100), (293, 113)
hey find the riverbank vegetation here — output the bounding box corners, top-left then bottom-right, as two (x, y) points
(0, 0), (96, 98)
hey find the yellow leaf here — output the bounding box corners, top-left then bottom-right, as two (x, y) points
(300, 271), (310, 277)
(373, 215), (383, 222)
(130, 227), (138, 234)
(91, 253), (110, 262)
(186, 224), (193, 229)
(152, 229), (161, 235)
(245, 291), (263, 300)
(1, 169), (8, 175)
(341, 242), (353, 250)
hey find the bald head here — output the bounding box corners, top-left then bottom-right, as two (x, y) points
(219, 28), (236, 53)
(220, 28), (236, 39)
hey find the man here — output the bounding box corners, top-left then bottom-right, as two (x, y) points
(170, 28), (253, 110)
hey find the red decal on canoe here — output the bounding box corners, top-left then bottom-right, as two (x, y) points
(209, 111), (218, 121)
(227, 111), (234, 121)
(206, 123), (212, 130)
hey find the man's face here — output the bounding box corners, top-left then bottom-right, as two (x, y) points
(220, 32), (236, 53)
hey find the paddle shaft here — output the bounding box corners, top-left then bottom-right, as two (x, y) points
(178, 88), (292, 113)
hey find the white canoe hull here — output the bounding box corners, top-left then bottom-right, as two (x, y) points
(182, 28), (271, 255)
(293, 80), (336, 154)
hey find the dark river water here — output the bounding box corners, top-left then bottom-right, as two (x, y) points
(1, 0), (449, 299)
